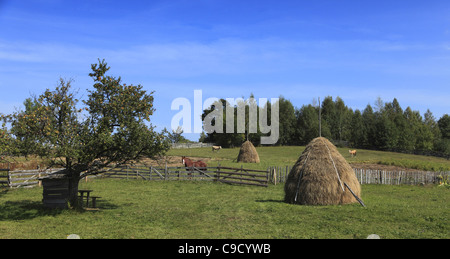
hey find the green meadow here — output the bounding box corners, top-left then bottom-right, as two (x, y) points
(1, 145), (449, 239)
(0, 178), (448, 239)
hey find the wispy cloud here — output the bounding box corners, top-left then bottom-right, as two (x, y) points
(1, 37), (448, 96)
(0, 37), (446, 78)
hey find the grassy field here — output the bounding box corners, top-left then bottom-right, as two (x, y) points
(167, 146), (450, 171)
(0, 178), (448, 239)
(1, 146), (449, 239)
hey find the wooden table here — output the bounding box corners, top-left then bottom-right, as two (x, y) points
(78, 189), (93, 207)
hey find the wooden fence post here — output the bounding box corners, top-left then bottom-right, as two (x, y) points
(273, 167), (277, 185)
(285, 166), (288, 183)
(165, 163), (168, 180)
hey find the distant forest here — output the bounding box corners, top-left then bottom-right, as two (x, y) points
(201, 96), (450, 158)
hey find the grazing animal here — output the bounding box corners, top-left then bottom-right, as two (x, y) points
(212, 145), (222, 152)
(182, 156), (207, 171)
(349, 150), (357, 157)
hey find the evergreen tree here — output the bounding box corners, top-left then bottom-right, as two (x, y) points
(436, 114), (450, 158)
(400, 107), (417, 152)
(334, 97), (351, 142)
(374, 108), (397, 150)
(438, 114), (450, 139)
(349, 109), (364, 147)
(296, 104), (331, 145)
(424, 109), (441, 141)
(320, 96), (336, 139)
(362, 104), (376, 149)
(276, 96), (297, 145)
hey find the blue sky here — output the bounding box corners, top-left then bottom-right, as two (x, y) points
(1, 0), (449, 140)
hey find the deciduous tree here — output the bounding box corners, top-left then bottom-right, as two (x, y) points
(7, 59), (170, 208)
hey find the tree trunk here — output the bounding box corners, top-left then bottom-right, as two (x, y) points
(67, 171), (81, 209)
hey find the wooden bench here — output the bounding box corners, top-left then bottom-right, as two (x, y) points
(78, 189), (93, 207)
(90, 196), (101, 208)
(78, 196), (102, 209)
(78, 189), (101, 208)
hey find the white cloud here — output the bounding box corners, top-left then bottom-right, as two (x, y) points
(1, 38), (449, 109)
(1, 37), (446, 79)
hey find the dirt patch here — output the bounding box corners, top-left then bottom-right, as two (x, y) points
(0, 160), (48, 171)
(350, 163), (421, 172)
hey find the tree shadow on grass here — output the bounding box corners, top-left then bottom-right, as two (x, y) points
(0, 187), (10, 197)
(0, 199), (119, 221)
(0, 200), (64, 221)
(89, 199), (119, 211)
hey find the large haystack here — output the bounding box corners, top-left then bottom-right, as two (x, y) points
(284, 137), (361, 205)
(237, 140), (260, 163)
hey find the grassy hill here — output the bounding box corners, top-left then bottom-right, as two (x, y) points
(168, 146), (450, 172)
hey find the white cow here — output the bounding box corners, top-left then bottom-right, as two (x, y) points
(212, 146), (222, 152)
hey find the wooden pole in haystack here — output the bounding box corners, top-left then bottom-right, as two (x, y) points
(318, 97), (322, 138)
(344, 182), (366, 207)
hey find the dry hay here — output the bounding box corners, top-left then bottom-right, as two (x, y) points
(284, 137), (361, 205)
(237, 140), (260, 163)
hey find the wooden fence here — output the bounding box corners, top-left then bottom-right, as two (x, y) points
(268, 166), (292, 185)
(0, 169), (9, 187)
(0, 169), (63, 188)
(2, 165), (449, 189)
(104, 165), (270, 187)
(353, 169), (450, 185)
(268, 166), (450, 185)
(171, 143), (215, 149)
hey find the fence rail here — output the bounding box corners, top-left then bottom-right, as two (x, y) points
(0, 169), (9, 187)
(1, 169), (64, 188)
(104, 165), (269, 187)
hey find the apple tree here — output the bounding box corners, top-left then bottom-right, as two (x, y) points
(8, 59), (170, 208)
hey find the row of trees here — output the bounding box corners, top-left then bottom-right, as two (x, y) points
(295, 97), (449, 155)
(200, 95), (276, 147)
(201, 95), (450, 158)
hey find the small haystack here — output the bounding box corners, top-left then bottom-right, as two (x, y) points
(237, 140), (260, 163)
(284, 137), (362, 206)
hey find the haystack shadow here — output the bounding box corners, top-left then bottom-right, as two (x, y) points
(255, 199), (284, 203)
